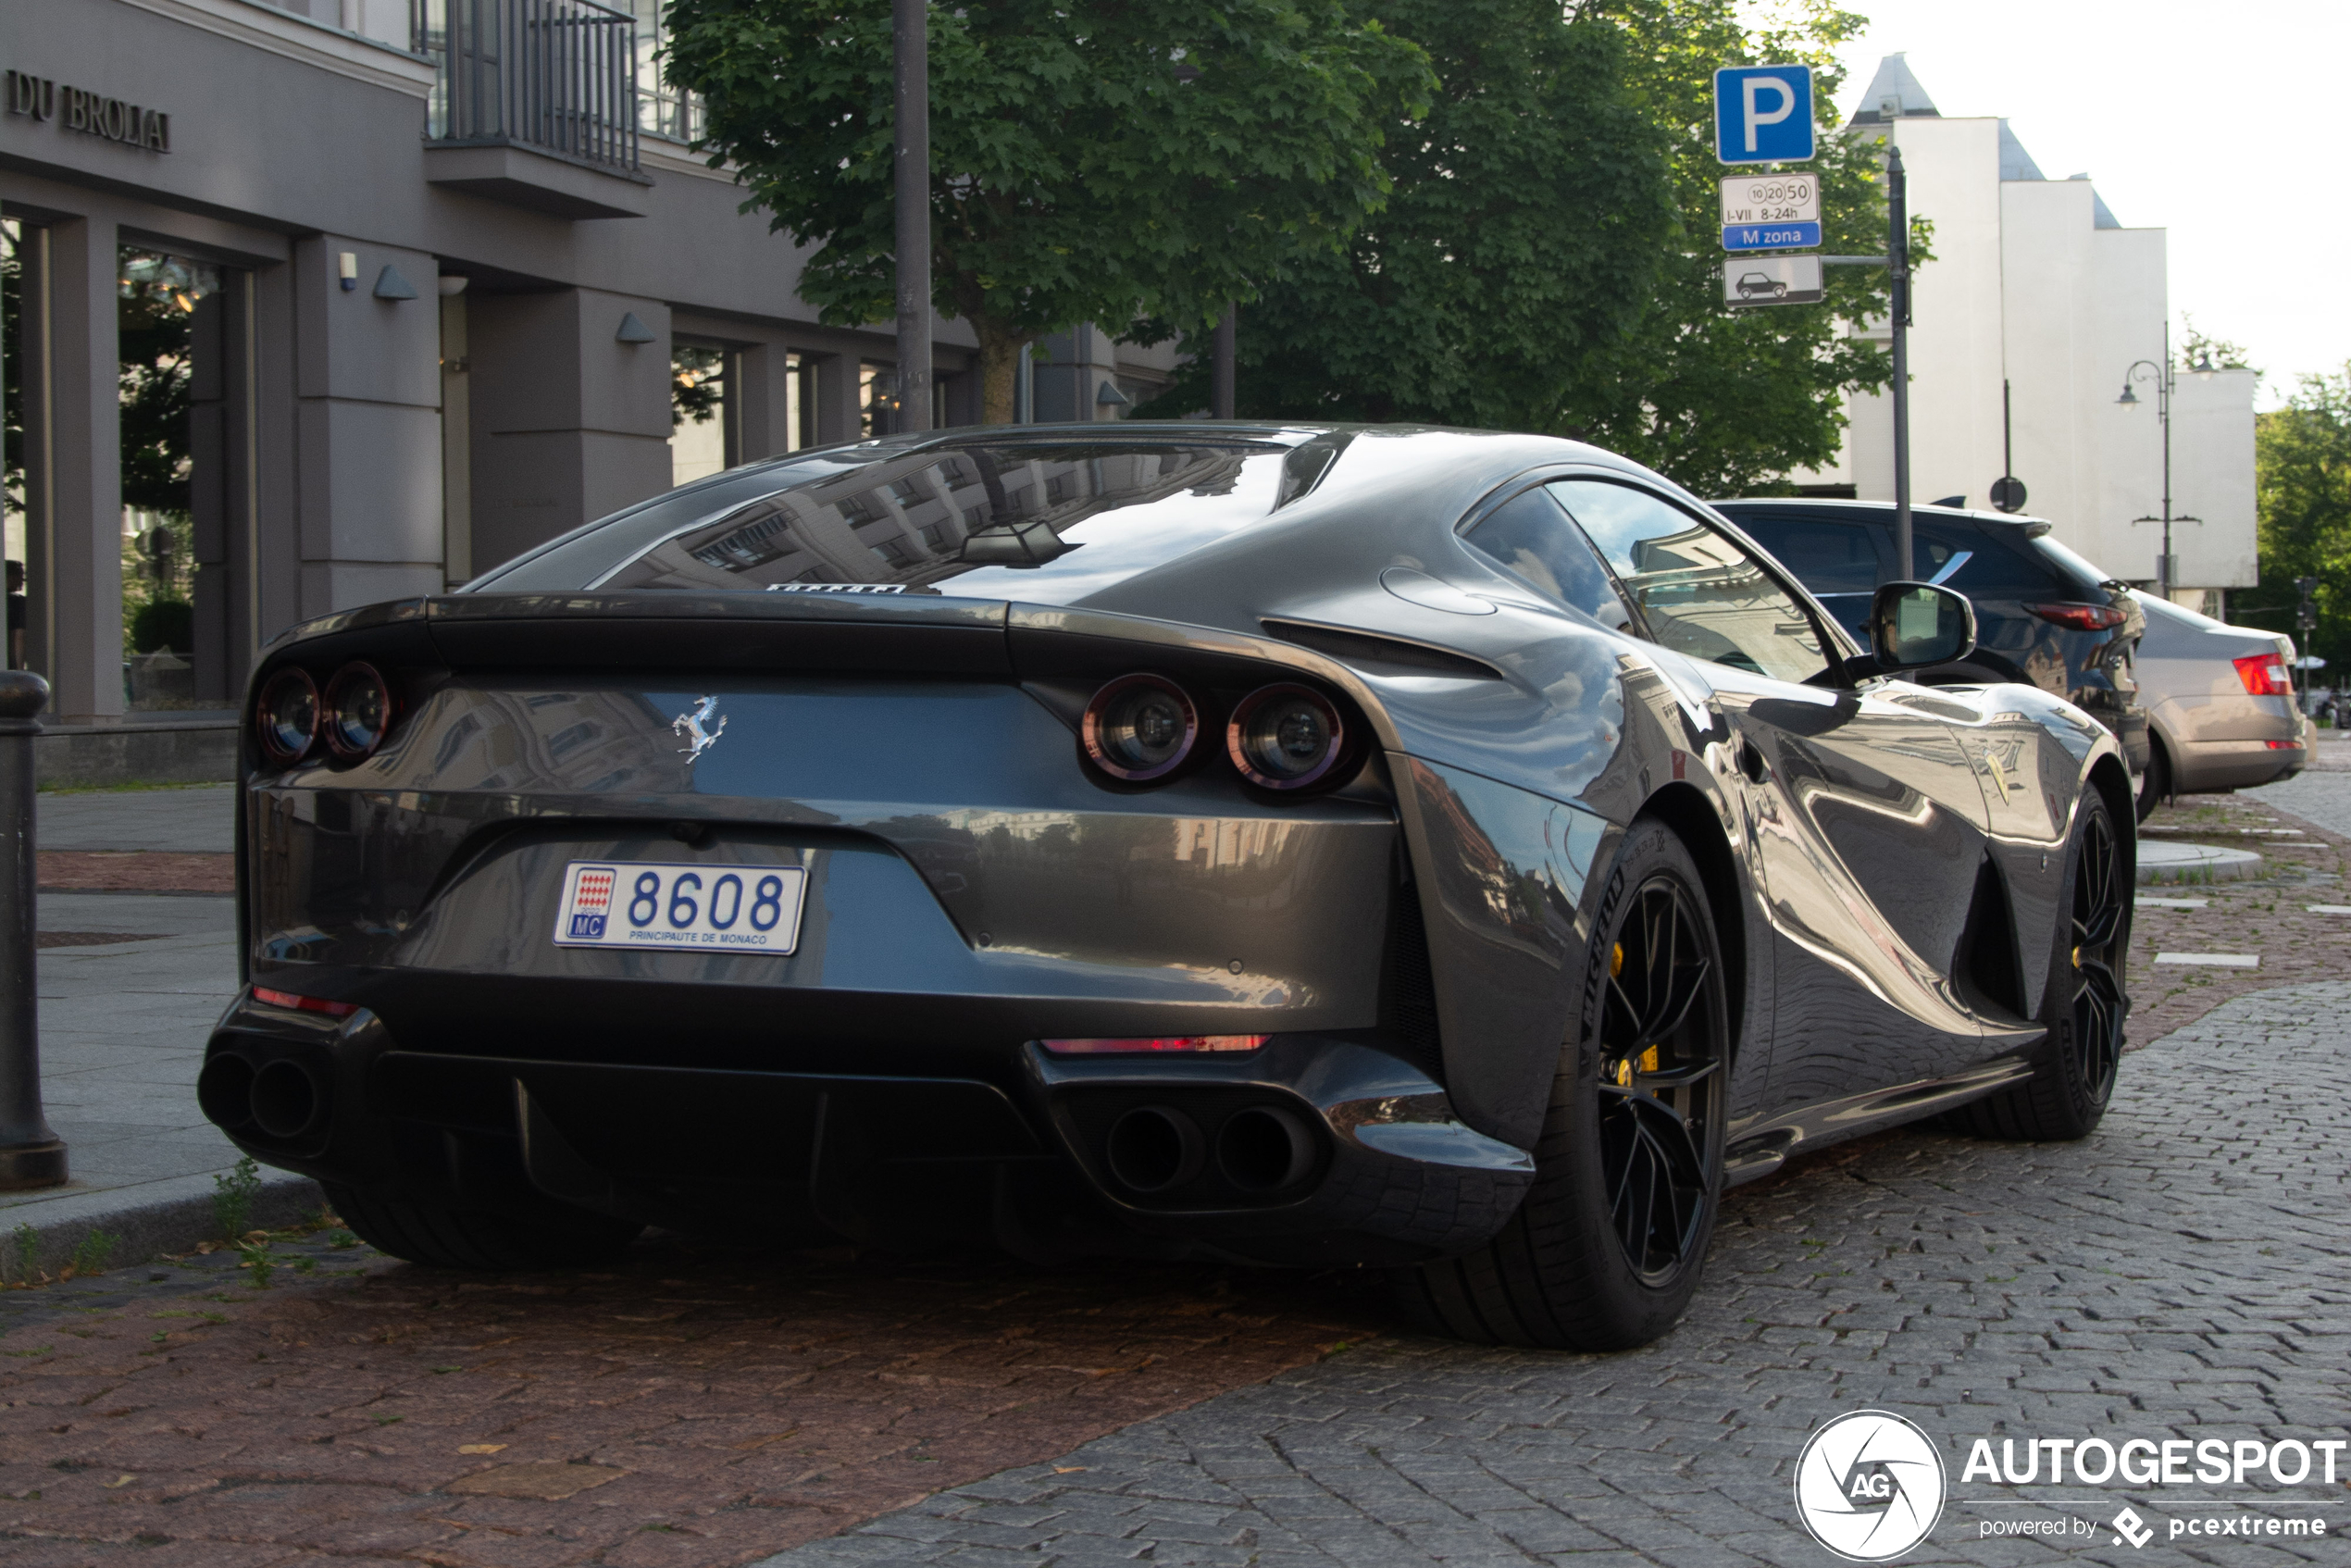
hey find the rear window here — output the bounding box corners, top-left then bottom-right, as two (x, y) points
(1725, 512), (1885, 595)
(2026, 536), (2121, 599)
(475, 438), (1299, 596)
(1915, 522), (2074, 599)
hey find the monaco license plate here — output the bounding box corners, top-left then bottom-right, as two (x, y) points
(552, 860), (808, 954)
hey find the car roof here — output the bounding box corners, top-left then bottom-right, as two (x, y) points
(1709, 496), (2052, 532)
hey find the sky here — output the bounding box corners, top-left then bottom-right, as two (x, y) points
(1819, 0), (2349, 409)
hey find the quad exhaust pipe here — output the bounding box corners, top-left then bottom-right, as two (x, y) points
(198, 1052), (329, 1143)
(1102, 1101), (1317, 1197)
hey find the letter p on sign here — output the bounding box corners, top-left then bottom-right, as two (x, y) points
(1716, 66), (1814, 165)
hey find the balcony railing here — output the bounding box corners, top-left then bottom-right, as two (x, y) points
(415, 0), (641, 175)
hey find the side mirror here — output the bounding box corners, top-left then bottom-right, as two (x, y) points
(1870, 581), (1976, 670)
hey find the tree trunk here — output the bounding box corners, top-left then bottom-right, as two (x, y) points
(974, 317), (1026, 425)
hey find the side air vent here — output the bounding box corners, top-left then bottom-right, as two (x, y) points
(1262, 619), (1503, 681)
(1379, 882), (1446, 1080)
(1955, 855), (2026, 1020)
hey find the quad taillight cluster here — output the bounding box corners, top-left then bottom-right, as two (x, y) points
(255, 663), (400, 766)
(1080, 673), (1349, 791)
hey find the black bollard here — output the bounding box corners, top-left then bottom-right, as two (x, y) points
(0, 670), (66, 1189)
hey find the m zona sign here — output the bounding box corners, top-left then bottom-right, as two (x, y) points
(5, 69), (172, 153)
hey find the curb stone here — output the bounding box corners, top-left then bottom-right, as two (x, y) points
(0, 1166), (322, 1271)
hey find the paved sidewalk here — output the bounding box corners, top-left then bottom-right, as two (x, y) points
(762, 981), (2351, 1568)
(5, 785), (313, 1251)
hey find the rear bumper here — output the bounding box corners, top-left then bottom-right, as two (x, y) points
(199, 991), (1534, 1266)
(2172, 737), (2306, 794)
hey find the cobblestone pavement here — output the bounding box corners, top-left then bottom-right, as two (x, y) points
(2125, 786), (2351, 1045)
(761, 981), (2351, 1568)
(0, 1231), (1376, 1565)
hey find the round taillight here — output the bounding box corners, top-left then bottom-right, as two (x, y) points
(255, 668), (319, 766)
(322, 663), (395, 760)
(1081, 674), (1198, 782)
(1227, 683), (1345, 790)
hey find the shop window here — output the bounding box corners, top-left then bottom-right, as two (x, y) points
(2, 219), (26, 673)
(118, 249), (218, 710)
(671, 341), (733, 488)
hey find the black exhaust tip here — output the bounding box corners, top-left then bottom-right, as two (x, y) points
(1216, 1105), (1315, 1192)
(250, 1058), (324, 1141)
(196, 1053), (258, 1132)
(1104, 1105), (1204, 1194)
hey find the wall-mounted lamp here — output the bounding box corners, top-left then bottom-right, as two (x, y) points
(616, 311), (657, 343)
(437, 275), (469, 297)
(373, 265), (418, 301)
(338, 251), (358, 292)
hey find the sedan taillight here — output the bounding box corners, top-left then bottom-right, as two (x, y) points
(2028, 602), (2128, 631)
(2234, 653), (2295, 696)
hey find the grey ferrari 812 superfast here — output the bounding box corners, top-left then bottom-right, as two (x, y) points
(204, 424), (2133, 1350)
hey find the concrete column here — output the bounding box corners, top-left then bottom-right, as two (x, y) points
(251, 258), (305, 656)
(1031, 325), (1120, 424)
(292, 236), (445, 619)
(41, 215), (122, 724)
(467, 287), (672, 572)
(809, 352), (861, 446)
(734, 341), (800, 461)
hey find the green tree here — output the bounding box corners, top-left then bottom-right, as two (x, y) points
(664, 0), (1434, 423)
(2237, 365), (2351, 672)
(1560, 0), (1900, 498)
(1136, 0), (1674, 432)
(1143, 0), (1903, 498)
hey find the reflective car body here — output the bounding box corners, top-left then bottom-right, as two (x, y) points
(1712, 500), (2152, 783)
(2128, 591), (2306, 795)
(204, 425), (2133, 1270)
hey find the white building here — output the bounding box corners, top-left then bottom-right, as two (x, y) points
(1797, 56), (2255, 613)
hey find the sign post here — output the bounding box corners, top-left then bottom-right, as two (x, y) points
(1887, 142), (1912, 580)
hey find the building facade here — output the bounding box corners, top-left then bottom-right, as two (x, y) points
(1797, 57), (2256, 613)
(1, 0), (1179, 725)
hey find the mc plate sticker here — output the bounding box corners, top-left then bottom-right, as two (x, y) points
(553, 860), (808, 954)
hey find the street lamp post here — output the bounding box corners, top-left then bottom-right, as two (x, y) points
(2116, 328), (2213, 596)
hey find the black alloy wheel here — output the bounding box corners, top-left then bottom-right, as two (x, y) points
(2068, 802), (2127, 1106)
(1947, 787), (2130, 1141)
(1390, 816), (1730, 1350)
(1596, 876), (1725, 1284)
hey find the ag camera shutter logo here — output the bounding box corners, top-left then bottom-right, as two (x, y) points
(1795, 1411), (1947, 1561)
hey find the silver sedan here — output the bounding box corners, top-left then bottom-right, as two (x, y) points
(2132, 591), (2307, 800)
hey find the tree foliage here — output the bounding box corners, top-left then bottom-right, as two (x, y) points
(2238, 365), (2351, 671)
(664, 0), (1434, 422)
(1142, 0), (1901, 498)
(1135, 0), (1674, 432)
(1567, 0), (1897, 498)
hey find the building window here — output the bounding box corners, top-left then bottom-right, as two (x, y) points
(670, 342), (731, 488)
(628, 0), (705, 144)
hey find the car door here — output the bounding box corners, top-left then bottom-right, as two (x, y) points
(1544, 478), (1996, 1108)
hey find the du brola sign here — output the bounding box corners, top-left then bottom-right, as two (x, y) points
(6, 68), (172, 153)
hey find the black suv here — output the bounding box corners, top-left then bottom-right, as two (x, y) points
(1713, 499), (2154, 815)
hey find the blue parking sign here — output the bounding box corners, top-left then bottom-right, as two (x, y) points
(1714, 66), (1814, 165)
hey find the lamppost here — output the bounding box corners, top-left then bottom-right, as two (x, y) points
(2115, 328), (2214, 596)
